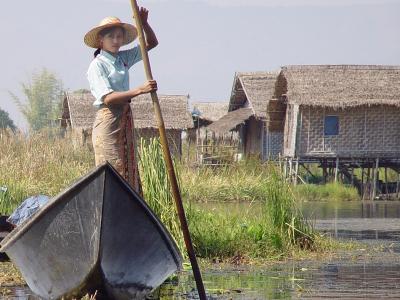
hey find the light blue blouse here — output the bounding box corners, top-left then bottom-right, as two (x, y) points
(87, 47), (142, 106)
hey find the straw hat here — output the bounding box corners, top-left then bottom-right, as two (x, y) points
(84, 16), (138, 48)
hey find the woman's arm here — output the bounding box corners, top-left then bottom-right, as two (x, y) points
(139, 7), (158, 51)
(103, 80), (157, 105)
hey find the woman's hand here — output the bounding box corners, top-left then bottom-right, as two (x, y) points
(139, 80), (157, 94)
(139, 7), (149, 25)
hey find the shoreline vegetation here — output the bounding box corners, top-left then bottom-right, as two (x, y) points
(0, 132), (358, 261)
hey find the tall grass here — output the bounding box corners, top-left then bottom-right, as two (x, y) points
(0, 131), (93, 214)
(294, 183), (360, 201)
(138, 138), (185, 254)
(181, 159), (273, 202)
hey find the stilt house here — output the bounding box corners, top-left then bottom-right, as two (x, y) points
(208, 71), (285, 159)
(278, 65), (400, 199)
(279, 65), (400, 159)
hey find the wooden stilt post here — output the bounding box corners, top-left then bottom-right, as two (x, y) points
(283, 158), (287, 179)
(384, 167), (389, 200)
(372, 158), (379, 200)
(367, 166), (371, 200)
(289, 158), (293, 183)
(396, 172), (400, 199)
(334, 157), (339, 183)
(361, 167), (365, 200)
(322, 160), (327, 184)
(294, 159), (299, 185)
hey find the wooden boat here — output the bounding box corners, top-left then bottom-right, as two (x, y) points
(0, 162), (182, 299)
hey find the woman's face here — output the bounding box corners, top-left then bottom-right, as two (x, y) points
(100, 27), (124, 54)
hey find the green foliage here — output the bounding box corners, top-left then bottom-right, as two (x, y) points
(138, 138), (185, 255)
(0, 108), (16, 131)
(9, 69), (63, 131)
(294, 183), (360, 201)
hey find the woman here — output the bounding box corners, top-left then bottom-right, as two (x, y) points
(84, 8), (158, 192)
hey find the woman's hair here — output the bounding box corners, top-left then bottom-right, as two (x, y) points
(94, 48), (101, 57)
(93, 26), (126, 58)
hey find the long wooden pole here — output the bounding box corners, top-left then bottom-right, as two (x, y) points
(129, 2), (207, 299)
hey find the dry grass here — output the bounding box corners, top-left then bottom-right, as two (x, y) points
(0, 130), (93, 214)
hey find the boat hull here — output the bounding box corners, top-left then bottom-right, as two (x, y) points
(0, 163), (182, 299)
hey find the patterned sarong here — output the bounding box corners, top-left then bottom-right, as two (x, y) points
(92, 104), (141, 193)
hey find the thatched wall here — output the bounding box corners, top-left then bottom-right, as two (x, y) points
(263, 130), (284, 159)
(266, 99), (286, 132)
(289, 105), (400, 158)
(283, 104), (299, 157)
(242, 116), (263, 157)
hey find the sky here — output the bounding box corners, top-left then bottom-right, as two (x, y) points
(0, 0), (399, 129)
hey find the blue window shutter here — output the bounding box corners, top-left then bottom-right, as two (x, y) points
(324, 116), (339, 136)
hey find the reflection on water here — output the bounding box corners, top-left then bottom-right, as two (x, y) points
(300, 200), (400, 219)
(5, 201), (400, 299)
(300, 201), (400, 251)
(161, 260), (400, 299)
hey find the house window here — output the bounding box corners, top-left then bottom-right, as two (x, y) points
(324, 116), (339, 136)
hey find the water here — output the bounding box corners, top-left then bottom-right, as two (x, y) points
(4, 201), (400, 299)
(159, 201), (400, 299)
(301, 201), (400, 252)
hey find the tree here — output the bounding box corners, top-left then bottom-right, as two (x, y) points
(10, 69), (63, 131)
(0, 107), (16, 131)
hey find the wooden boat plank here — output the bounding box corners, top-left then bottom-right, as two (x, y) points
(1, 170), (105, 299)
(100, 167), (182, 299)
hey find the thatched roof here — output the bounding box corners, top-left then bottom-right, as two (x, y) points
(65, 92), (97, 129)
(281, 65), (400, 108)
(132, 94), (193, 129)
(229, 71), (280, 119)
(206, 108), (253, 135)
(191, 102), (228, 122)
(64, 92), (193, 130)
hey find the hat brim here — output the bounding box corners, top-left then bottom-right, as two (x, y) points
(84, 23), (138, 49)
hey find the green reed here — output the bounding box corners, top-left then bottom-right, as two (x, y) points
(294, 182), (360, 201)
(138, 138), (185, 255)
